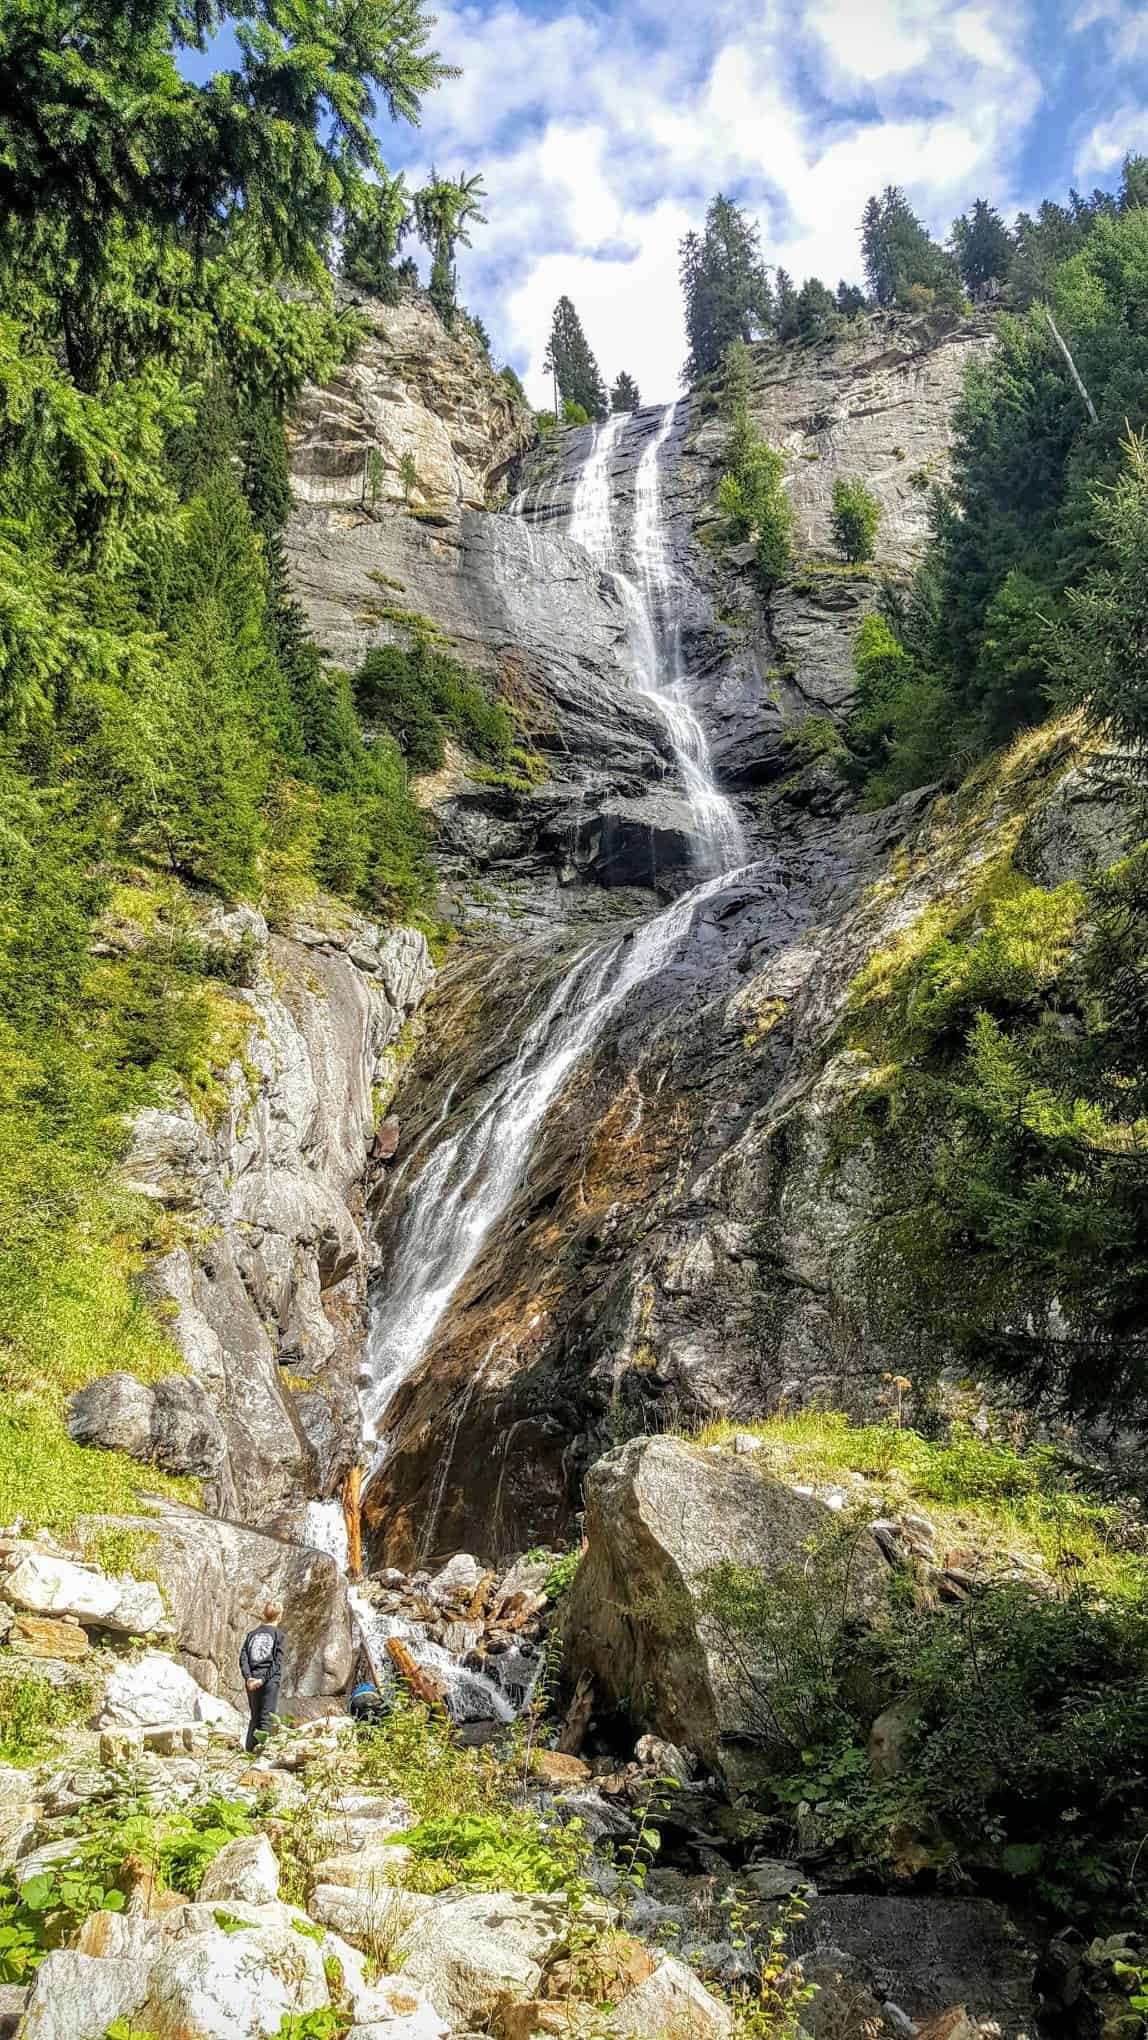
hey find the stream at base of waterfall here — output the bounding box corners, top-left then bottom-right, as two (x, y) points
(302, 406), (754, 1723)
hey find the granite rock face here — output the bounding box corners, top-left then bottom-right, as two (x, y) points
(120, 905), (431, 1525)
(99, 1504), (354, 1705)
(561, 1435), (885, 1784)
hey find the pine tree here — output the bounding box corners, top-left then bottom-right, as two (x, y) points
(680, 195), (773, 381)
(795, 277), (838, 340)
(836, 280), (867, 318)
(775, 269), (800, 342)
(861, 187), (961, 311)
(611, 372), (641, 413)
(544, 298), (608, 420)
(413, 171), (487, 329)
(949, 200), (1014, 301)
(342, 170), (413, 302)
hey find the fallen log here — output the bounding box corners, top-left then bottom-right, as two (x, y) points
(386, 1635), (447, 1711)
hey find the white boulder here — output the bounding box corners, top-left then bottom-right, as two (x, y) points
(143, 1918), (328, 2038)
(20, 1950), (148, 2039)
(99, 1653), (201, 1728)
(609, 1956), (734, 2037)
(194, 1689), (246, 1743)
(2, 1551), (167, 1635)
(198, 1834), (280, 1906)
(394, 1890), (568, 2028)
(430, 1553), (483, 1596)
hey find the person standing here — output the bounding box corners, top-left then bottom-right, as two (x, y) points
(240, 1600), (284, 1753)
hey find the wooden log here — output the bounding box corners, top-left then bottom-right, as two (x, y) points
(342, 1464), (363, 1581)
(385, 1635), (447, 1711)
(556, 1668), (594, 1755)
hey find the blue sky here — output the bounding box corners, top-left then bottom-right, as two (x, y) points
(185, 0), (1148, 404)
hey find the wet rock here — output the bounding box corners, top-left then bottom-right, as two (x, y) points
(788, 1896), (1037, 2036)
(743, 1859), (809, 1900)
(562, 1435), (885, 1785)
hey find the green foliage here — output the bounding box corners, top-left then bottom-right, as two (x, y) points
(544, 298), (608, 421)
(342, 171), (413, 301)
(0, 1866), (121, 1981)
(845, 827), (1148, 1422)
(861, 187), (963, 311)
(543, 1550), (581, 1601)
(830, 477), (882, 563)
(0, 0), (455, 1534)
(611, 371), (641, 413)
(355, 644), (516, 776)
(0, 1672), (94, 1764)
(277, 2013), (349, 2040)
(949, 199), (1015, 300)
(500, 364), (527, 403)
(399, 1809), (580, 1893)
(699, 1473), (1148, 1916)
(717, 352), (793, 592)
(413, 172), (487, 329)
(1050, 425), (1148, 756)
(680, 197), (774, 381)
(794, 277), (839, 341)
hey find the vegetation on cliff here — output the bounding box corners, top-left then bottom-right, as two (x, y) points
(0, 0), (509, 1526)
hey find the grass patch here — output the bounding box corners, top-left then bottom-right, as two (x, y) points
(0, 1668), (95, 1764)
(692, 1412), (1146, 1603)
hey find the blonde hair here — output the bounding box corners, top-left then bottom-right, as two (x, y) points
(264, 1600), (283, 1623)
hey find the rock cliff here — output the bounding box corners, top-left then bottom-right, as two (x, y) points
(109, 902), (431, 1526)
(281, 294), (1112, 1564)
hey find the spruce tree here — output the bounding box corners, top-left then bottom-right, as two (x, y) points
(611, 372), (641, 413)
(775, 269), (800, 343)
(414, 171), (487, 329)
(342, 171), (413, 302)
(861, 187), (961, 311)
(949, 200), (1014, 301)
(680, 195), (773, 381)
(795, 277), (838, 340)
(836, 280), (867, 318)
(544, 298), (608, 420)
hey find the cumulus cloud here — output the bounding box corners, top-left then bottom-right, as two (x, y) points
(384, 0), (1125, 403)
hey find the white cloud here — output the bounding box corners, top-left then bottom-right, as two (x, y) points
(1076, 103), (1148, 172)
(401, 0), (1045, 405)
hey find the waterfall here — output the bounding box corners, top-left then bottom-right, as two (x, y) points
(359, 407), (755, 1560)
(362, 862), (749, 1461)
(563, 407), (745, 874)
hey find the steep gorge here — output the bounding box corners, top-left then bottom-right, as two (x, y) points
(282, 291), (1100, 1565)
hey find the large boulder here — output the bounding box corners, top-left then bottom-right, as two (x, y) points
(394, 1890), (569, 2029)
(142, 1919), (328, 2039)
(0, 1551), (166, 1637)
(609, 1956), (733, 2038)
(20, 1951), (148, 2040)
(562, 1436), (886, 1782)
(99, 1652), (204, 1729)
(97, 1504), (353, 1706)
(198, 1834), (280, 1906)
(68, 1372), (227, 1478)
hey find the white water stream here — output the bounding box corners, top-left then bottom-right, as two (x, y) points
(350, 404), (751, 1579)
(569, 405), (746, 875)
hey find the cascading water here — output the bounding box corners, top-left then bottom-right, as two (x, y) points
(566, 407), (745, 874)
(357, 405), (755, 1576)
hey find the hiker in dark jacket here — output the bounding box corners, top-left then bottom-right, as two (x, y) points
(240, 1600), (284, 1752)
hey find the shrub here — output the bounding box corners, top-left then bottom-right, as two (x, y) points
(831, 477), (882, 563)
(354, 644), (516, 775)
